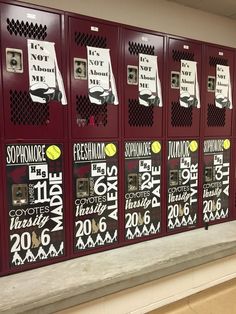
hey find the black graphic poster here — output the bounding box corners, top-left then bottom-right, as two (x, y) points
(167, 140), (198, 230)
(6, 144), (64, 268)
(73, 142), (118, 251)
(203, 139), (230, 222)
(125, 141), (161, 240)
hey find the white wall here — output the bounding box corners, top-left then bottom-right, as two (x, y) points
(18, 0), (236, 47)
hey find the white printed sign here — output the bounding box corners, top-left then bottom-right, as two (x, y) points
(28, 40), (67, 105)
(139, 54), (162, 107)
(180, 60), (200, 108)
(29, 164), (48, 180)
(215, 65), (232, 109)
(87, 47), (118, 105)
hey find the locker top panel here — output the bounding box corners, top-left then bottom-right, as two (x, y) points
(203, 44), (234, 137)
(0, 2), (67, 140)
(123, 27), (165, 139)
(167, 36), (202, 138)
(68, 14), (119, 140)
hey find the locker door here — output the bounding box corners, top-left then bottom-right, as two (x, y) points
(123, 28), (164, 139)
(167, 37), (202, 138)
(69, 15), (119, 139)
(203, 45), (234, 137)
(0, 3), (66, 140)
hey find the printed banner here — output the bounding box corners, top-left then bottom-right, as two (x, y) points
(6, 144), (64, 268)
(73, 142), (118, 251)
(125, 141), (161, 240)
(167, 140), (198, 230)
(138, 54), (162, 107)
(87, 47), (118, 105)
(28, 40), (67, 105)
(180, 60), (200, 108)
(203, 139), (230, 222)
(215, 65), (232, 109)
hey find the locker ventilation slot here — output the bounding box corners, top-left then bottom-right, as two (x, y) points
(6, 19), (47, 39)
(207, 104), (226, 127)
(128, 99), (153, 127)
(10, 90), (49, 125)
(209, 56), (228, 67)
(128, 41), (155, 55)
(75, 32), (107, 48)
(76, 95), (108, 127)
(172, 49), (194, 62)
(171, 101), (192, 127)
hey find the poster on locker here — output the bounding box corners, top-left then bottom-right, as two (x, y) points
(73, 142), (118, 251)
(125, 141), (161, 240)
(6, 144), (65, 268)
(203, 139), (230, 222)
(167, 140), (198, 230)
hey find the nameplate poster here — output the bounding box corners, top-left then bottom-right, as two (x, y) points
(167, 140), (198, 230)
(73, 142), (118, 251)
(125, 140), (161, 240)
(203, 139), (230, 222)
(6, 144), (65, 268)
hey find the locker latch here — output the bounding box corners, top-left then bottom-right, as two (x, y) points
(171, 71), (180, 89)
(12, 184), (28, 206)
(169, 170), (179, 186)
(76, 178), (89, 198)
(127, 66), (138, 85)
(6, 48), (23, 73)
(205, 167), (213, 182)
(207, 76), (215, 92)
(128, 173), (138, 191)
(74, 58), (87, 80)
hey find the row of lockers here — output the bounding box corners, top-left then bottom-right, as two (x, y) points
(0, 1), (235, 141)
(0, 138), (234, 275)
(0, 0), (235, 276)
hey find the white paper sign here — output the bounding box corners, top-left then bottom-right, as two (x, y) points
(87, 46), (118, 105)
(180, 60), (200, 108)
(27, 40), (67, 105)
(138, 54), (162, 107)
(215, 65), (232, 109)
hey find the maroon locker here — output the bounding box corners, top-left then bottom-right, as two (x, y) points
(68, 14), (119, 139)
(123, 28), (164, 138)
(203, 44), (234, 137)
(202, 138), (231, 225)
(124, 140), (162, 242)
(3, 141), (67, 273)
(167, 37), (202, 137)
(233, 139), (236, 220)
(0, 2), (67, 140)
(0, 143), (4, 275)
(72, 141), (119, 255)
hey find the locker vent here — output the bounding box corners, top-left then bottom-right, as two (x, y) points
(76, 95), (108, 127)
(172, 49), (194, 62)
(128, 99), (153, 127)
(209, 56), (228, 67)
(10, 90), (49, 125)
(207, 104), (226, 127)
(171, 101), (192, 127)
(75, 32), (107, 48)
(128, 41), (155, 55)
(6, 19), (47, 39)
